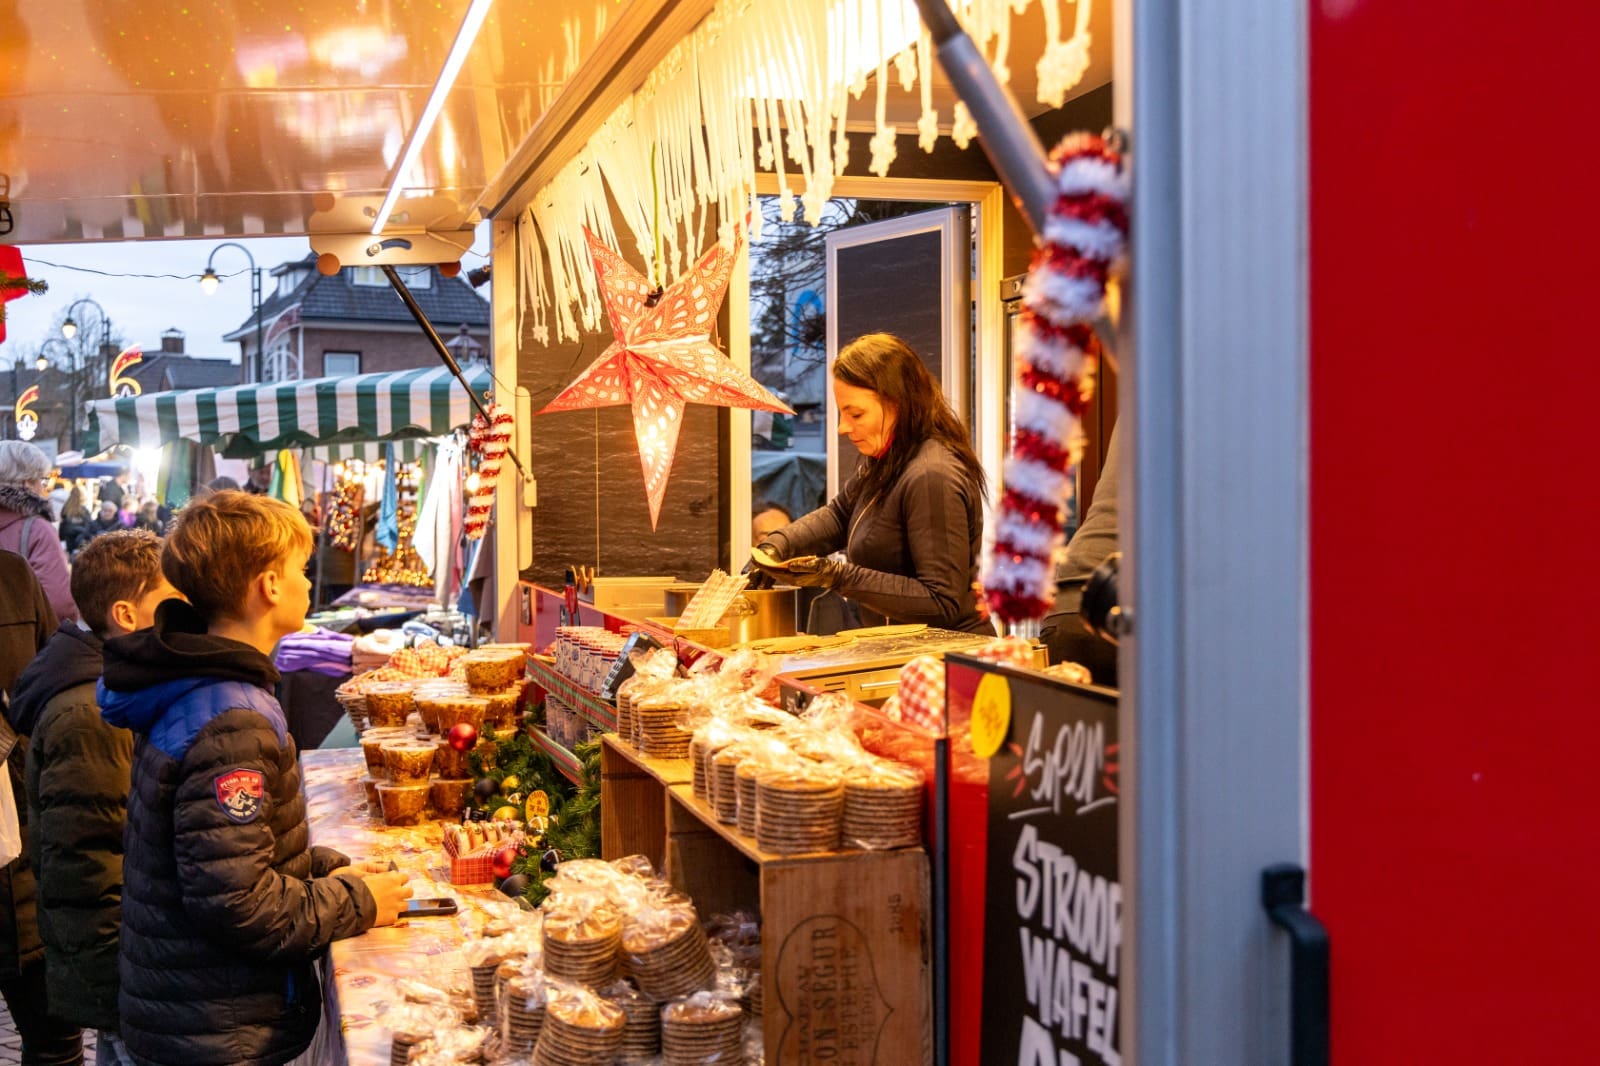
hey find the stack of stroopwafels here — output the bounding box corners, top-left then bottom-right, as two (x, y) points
(500, 972), (548, 1058)
(710, 744), (750, 824)
(542, 907), (622, 987)
(660, 995), (745, 1065)
(531, 988), (626, 1066)
(634, 693), (692, 759)
(602, 981), (662, 1064)
(755, 764), (845, 855)
(734, 759), (763, 835)
(621, 907), (718, 1002)
(841, 759), (926, 850)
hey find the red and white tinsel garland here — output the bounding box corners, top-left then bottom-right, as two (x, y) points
(983, 133), (1130, 625)
(465, 403), (513, 541)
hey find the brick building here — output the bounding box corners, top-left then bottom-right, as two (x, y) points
(226, 256), (491, 382)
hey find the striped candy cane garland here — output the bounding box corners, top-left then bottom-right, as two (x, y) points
(983, 133), (1130, 626)
(465, 403), (513, 541)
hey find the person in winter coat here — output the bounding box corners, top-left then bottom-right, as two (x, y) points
(0, 441), (79, 622)
(14, 531), (178, 1066)
(84, 499), (128, 543)
(746, 333), (993, 633)
(0, 550), (77, 1065)
(58, 486), (93, 558)
(99, 491), (411, 1066)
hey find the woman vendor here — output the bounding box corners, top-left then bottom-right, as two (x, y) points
(747, 333), (992, 634)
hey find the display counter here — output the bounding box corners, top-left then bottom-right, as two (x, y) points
(303, 748), (507, 1066)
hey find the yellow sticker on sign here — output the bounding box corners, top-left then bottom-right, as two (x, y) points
(970, 673), (1012, 759)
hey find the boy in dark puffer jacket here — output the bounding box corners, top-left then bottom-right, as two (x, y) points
(99, 492), (411, 1066)
(13, 531), (179, 1066)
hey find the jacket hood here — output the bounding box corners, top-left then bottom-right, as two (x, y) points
(7, 621), (104, 735)
(0, 484), (53, 528)
(101, 599), (280, 698)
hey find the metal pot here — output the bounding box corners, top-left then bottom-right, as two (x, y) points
(721, 588), (799, 643)
(662, 582), (798, 643)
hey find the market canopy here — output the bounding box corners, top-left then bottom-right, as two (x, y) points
(82, 364), (494, 457)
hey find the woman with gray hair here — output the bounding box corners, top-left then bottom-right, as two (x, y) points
(0, 441), (78, 622)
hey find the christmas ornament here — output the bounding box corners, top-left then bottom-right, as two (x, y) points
(327, 462), (365, 552)
(498, 873), (530, 898)
(491, 805), (521, 822)
(465, 404), (513, 540)
(363, 460), (432, 586)
(474, 776), (500, 800)
(448, 723), (479, 752)
(540, 848), (563, 873)
(499, 774), (520, 793)
(492, 845), (520, 880)
(983, 133), (1129, 626)
(538, 229), (792, 529)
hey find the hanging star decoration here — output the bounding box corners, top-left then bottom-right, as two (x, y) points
(538, 228), (793, 529)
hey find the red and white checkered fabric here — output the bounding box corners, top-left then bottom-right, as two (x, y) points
(970, 636), (1034, 669)
(892, 654), (947, 732)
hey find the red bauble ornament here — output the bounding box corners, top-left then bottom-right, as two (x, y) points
(492, 844), (519, 880)
(447, 723), (479, 752)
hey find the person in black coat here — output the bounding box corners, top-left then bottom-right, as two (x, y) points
(98, 491), (410, 1066)
(747, 333), (993, 633)
(13, 532), (178, 1062)
(0, 550), (77, 1065)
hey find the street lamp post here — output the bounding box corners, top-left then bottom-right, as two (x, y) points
(200, 243), (264, 383)
(60, 296), (110, 452)
(34, 338), (71, 446)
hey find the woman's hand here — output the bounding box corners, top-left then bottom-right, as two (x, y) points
(781, 555), (843, 589)
(742, 542), (783, 590)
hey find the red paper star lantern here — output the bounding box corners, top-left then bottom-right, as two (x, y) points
(538, 229), (793, 529)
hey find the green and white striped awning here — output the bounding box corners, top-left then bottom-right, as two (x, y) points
(82, 364), (494, 457)
(306, 438), (432, 464)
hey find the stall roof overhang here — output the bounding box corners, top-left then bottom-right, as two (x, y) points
(1, 0), (1110, 245)
(83, 363), (493, 458)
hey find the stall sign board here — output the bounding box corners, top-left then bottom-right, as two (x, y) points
(968, 658), (1121, 1066)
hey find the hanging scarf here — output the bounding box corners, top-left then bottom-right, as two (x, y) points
(375, 443), (399, 551)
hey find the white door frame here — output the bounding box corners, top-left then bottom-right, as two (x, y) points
(1118, 0), (1310, 1061)
(731, 175), (1007, 578)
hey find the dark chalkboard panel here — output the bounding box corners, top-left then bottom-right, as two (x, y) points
(968, 658), (1122, 1066)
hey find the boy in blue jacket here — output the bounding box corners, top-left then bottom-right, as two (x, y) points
(100, 491), (410, 1066)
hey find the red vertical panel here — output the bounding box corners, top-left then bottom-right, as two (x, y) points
(1310, 3), (1600, 1062)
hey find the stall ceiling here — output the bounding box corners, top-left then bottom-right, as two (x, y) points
(0, 0), (626, 244)
(1, 0), (1112, 247)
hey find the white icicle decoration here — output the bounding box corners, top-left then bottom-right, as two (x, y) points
(516, 0), (1088, 344)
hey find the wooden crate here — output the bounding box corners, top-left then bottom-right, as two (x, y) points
(602, 735), (933, 1065)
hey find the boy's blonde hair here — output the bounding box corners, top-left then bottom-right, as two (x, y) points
(162, 490), (312, 623)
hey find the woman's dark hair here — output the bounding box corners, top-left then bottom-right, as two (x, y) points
(833, 333), (986, 501)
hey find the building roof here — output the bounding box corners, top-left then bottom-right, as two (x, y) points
(227, 254), (490, 339)
(124, 353), (241, 392)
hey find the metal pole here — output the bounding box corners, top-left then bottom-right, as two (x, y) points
(910, 0), (1056, 238)
(313, 459), (329, 611)
(378, 265), (529, 478)
(253, 268), (264, 384)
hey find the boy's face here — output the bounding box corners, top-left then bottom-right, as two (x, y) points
(270, 545), (314, 636)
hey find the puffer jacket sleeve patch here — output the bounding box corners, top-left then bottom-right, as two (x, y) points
(213, 768), (267, 823)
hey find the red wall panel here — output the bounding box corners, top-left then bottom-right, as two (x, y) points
(1310, 2), (1600, 1061)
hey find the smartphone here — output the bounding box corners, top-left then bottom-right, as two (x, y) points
(405, 897), (459, 917)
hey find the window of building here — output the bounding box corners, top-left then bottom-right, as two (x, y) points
(350, 265), (432, 289)
(324, 351), (361, 376)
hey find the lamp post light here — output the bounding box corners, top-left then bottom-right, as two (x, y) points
(200, 242), (264, 383)
(58, 298), (109, 452)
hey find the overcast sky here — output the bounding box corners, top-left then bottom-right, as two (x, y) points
(1, 229), (492, 368)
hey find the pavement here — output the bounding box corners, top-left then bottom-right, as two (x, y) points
(0, 1003), (97, 1064)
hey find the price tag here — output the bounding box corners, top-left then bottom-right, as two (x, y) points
(970, 672), (1012, 759)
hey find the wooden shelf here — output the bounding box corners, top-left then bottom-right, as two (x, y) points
(600, 734), (693, 786)
(600, 735), (933, 1063)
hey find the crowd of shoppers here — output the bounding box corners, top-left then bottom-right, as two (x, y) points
(0, 441), (409, 1065)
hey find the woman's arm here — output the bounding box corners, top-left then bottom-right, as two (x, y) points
(763, 470), (864, 560)
(833, 464), (981, 627)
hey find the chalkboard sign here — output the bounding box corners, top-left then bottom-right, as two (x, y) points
(973, 660), (1121, 1066)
